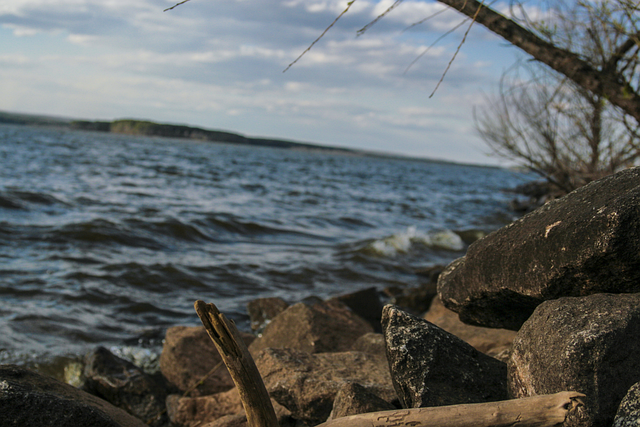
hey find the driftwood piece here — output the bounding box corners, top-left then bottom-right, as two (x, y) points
(194, 300), (279, 427)
(317, 392), (585, 427)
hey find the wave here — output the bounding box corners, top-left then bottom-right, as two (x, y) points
(365, 226), (465, 257)
(0, 190), (69, 210)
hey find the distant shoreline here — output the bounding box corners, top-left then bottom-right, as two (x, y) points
(0, 110), (497, 168)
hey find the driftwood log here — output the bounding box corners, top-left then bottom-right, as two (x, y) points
(194, 300), (585, 427)
(317, 392), (585, 427)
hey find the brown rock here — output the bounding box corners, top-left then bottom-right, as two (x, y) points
(172, 389), (295, 427)
(166, 388), (243, 427)
(508, 293), (640, 427)
(327, 287), (383, 332)
(423, 296), (516, 358)
(329, 382), (397, 420)
(438, 167), (640, 330)
(248, 301), (373, 355)
(160, 326), (255, 396)
(350, 332), (385, 357)
(255, 347), (395, 425)
(383, 304), (508, 409)
(0, 364), (147, 427)
(247, 297), (289, 332)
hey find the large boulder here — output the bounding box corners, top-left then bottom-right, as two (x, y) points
(160, 326), (254, 396)
(614, 382), (640, 427)
(0, 364), (147, 427)
(255, 347), (396, 425)
(83, 346), (170, 426)
(383, 305), (508, 409)
(438, 167), (640, 330)
(508, 293), (640, 427)
(423, 296), (516, 359)
(248, 301), (373, 355)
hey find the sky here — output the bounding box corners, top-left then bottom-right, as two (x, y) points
(0, 0), (526, 165)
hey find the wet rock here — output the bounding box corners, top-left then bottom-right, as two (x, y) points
(255, 347), (395, 425)
(438, 167), (640, 330)
(165, 388), (243, 427)
(160, 326), (255, 396)
(327, 287), (384, 332)
(423, 296), (515, 358)
(248, 301), (373, 355)
(247, 297), (289, 332)
(83, 346), (170, 426)
(351, 332), (385, 357)
(508, 293), (640, 427)
(328, 382), (397, 420)
(614, 382), (640, 427)
(0, 364), (146, 427)
(383, 304), (508, 409)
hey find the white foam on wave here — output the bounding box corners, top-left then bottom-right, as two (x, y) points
(367, 226), (464, 256)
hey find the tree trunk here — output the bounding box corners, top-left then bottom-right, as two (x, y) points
(437, 0), (640, 123)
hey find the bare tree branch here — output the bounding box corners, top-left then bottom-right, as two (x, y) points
(283, 0), (357, 73)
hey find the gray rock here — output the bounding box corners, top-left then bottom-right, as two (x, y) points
(508, 293), (640, 427)
(83, 346), (170, 427)
(248, 301), (373, 355)
(614, 382), (640, 427)
(329, 382), (397, 420)
(438, 167), (640, 330)
(0, 364), (146, 427)
(383, 304), (508, 409)
(255, 347), (396, 425)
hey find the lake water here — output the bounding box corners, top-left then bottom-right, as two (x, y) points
(0, 124), (529, 373)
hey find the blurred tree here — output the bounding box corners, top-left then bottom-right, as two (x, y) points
(468, 0), (639, 194)
(475, 60), (640, 194)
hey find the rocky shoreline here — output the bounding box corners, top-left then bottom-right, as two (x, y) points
(3, 167), (640, 427)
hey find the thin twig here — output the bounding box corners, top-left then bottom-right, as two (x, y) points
(283, 0), (357, 73)
(429, 0), (485, 98)
(404, 18), (469, 74)
(357, 0), (404, 36)
(164, 0), (192, 12)
(402, 7), (449, 33)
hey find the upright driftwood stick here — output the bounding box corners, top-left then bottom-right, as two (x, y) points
(194, 300), (279, 427)
(317, 391), (585, 427)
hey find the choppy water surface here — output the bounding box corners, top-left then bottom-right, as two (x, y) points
(0, 124), (528, 371)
